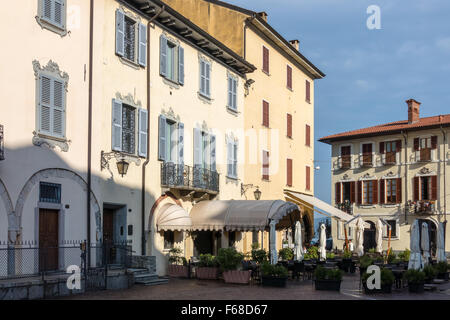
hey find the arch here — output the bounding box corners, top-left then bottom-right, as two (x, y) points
(148, 193), (182, 231)
(0, 178), (14, 240)
(14, 168), (101, 234)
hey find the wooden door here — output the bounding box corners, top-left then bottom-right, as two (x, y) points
(103, 209), (115, 263)
(39, 209), (59, 271)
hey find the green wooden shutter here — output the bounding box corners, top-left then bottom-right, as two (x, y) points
(160, 35), (168, 77)
(112, 99), (123, 151)
(138, 108), (148, 157)
(115, 10), (125, 57)
(138, 23), (147, 67)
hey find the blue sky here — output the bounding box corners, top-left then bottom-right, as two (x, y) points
(226, 0), (450, 207)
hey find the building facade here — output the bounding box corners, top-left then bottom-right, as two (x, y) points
(319, 100), (449, 256)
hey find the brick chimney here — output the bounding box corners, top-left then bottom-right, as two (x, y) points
(289, 39), (300, 51)
(406, 99), (421, 123)
(258, 12), (268, 22)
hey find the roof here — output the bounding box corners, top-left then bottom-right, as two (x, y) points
(319, 114), (450, 144)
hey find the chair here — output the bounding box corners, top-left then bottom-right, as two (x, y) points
(293, 261), (305, 280)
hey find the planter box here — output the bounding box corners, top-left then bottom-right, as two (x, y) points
(437, 272), (449, 281)
(261, 276), (288, 288)
(314, 279), (341, 291)
(168, 264), (189, 278)
(223, 270), (252, 285)
(363, 282), (392, 294)
(196, 267), (219, 280)
(408, 282), (425, 293)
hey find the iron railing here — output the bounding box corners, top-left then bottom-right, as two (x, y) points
(0, 125), (4, 161)
(161, 162), (219, 193)
(336, 200), (353, 214)
(413, 201), (436, 215)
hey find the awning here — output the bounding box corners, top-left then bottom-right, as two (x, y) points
(284, 190), (369, 228)
(189, 200), (300, 232)
(156, 203), (192, 231)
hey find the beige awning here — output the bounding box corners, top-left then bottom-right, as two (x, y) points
(157, 203), (192, 231)
(189, 200), (230, 231)
(284, 190), (369, 228)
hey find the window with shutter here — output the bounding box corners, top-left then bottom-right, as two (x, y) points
(38, 74), (66, 139)
(379, 179), (385, 204)
(138, 109), (148, 157)
(287, 159), (293, 187)
(37, 0), (67, 35)
(178, 46), (184, 85)
(306, 124), (311, 146)
(158, 115), (167, 161)
(357, 181), (362, 204)
(287, 114), (292, 138)
(227, 75), (238, 111)
(121, 104), (136, 154)
(306, 166), (311, 191)
(287, 65), (292, 89)
(262, 46), (269, 74)
(199, 59), (211, 97)
(431, 175), (437, 200)
(262, 150), (269, 180)
(262, 101), (269, 127)
(112, 99), (123, 151)
(396, 178), (402, 203)
(138, 23), (147, 67)
(305, 80), (311, 103)
(413, 176), (420, 201)
(335, 183), (341, 204)
(350, 181), (356, 203)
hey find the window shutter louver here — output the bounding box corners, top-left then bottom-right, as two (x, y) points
(227, 76), (233, 108)
(306, 166), (311, 190)
(115, 10), (125, 57)
(54, 0), (64, 26)
(372, 180), (378, 204)
(177, 122), (184, 165)
(287, 114), (292, 138)
(350, 181), (356, 203)
(431, 136), (437, 149)
(159, 35), (167, 77)
(263, 46), (269, 73)
(262, 101), (269, 127)
(431, 175), (437, 200)
(138, 23), (147, 67)
(52, 79), (64, 137)
(193, 128), (202, 166)
(379, 142), (385, 154)
(39, 75), (52, 134)
(227, 138), (232, 177)
(414, 138), (420, 151)
(287, 65), (292, 89)
(357, 181), (362, 204)
(305, 80), (311, 102)
(200, 60), (205, 94)
(205, 63), (211, 97)
(413, 177), (420, 201)
(138, 109), (148, 157)
(158, 115), (166, 160)
(306, 124), (311, 146)
(335, 183), (341, 204)
(233, 141), (238, 178)
(178, 46), (184, 85)
(232, 79), (237, 110)
(43, 0), (52, 21)
(379, 179), (385, 204)
(287, 159), (293, 187)
(112, 99), (123, 151)
(396, 178), (402, 203)
(210, 134), (216, 172)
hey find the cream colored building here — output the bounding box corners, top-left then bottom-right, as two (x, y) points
(319, 100), (449, 257)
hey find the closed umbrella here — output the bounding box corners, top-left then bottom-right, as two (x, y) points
(421, 222), (430, 265)
(375, 219), (383, 254)
(319, 224), (326, 261)
(408, 220), (423, 270)
(355, 218), (365, 257)
(269, 220), (278, 264)
(294, 221), (304, 261)
(437, 222), (446, 262)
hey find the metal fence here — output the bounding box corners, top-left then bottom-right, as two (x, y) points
(161, 162), (220, 193)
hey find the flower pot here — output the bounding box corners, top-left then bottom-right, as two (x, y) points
(314, 279), (341, 291)
(222, 270), (252, 284)
(437, 272), (449, 281)
(196, 267), (219, 280)
(408, 282), (425, 293)
(168, 264), (189, 278)
(261, 276), (288, 288)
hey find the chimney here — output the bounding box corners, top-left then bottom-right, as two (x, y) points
(406, 99), (421, 123)
(289, 39), (300, 51)
(258, 12), (268, 22)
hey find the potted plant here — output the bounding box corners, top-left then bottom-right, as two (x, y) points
(359, 255), (373, 276)
(167, 247), (189, 278)
(326, 252), (336, 261)
(423, 265), (437, 284)
(251, 248), (268, 264)
(386, 251), (397, 265)
(217, 248), (251, 284)
(362, 268), (394, 294)
(404, 269), (426, 293)
(196, 254), (220, 280)
(261, 262), (288, 287)
(314, 266), (343, 291)
(340, 249), (353, 272)
(278, 248), (294, 261)
(305, 246), (319, 262)
(434, 262), (449, 281)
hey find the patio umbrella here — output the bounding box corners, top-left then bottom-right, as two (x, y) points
(421, 222), (430, 265)
(294, 221), (304, 261)
(355, 218), (365, 257)
(375, 219), (383, 254)
(437, 222), (446, 262)
(319, 224), (326, 261)
(408, 219), (423, 270)
(269, 220), (278, 264)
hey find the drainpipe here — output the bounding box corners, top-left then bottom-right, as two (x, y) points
(141, 4), (165, 256)
(402, 131), (408, 224)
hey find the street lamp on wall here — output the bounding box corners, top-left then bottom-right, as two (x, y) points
(254, 188), (262, 201)
(101, 151), (132, 177)
(116, 159), (129, 177)
(241, 183), (261, 200)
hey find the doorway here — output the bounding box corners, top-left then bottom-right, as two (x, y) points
(193, 231), (214, 256)
(103, 208), (115, 263)
(39, 209), (59, 272)
(363, 221), (376, 252)
(102, 205), (127, 265)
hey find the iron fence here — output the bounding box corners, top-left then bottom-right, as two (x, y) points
(161, 162), (219, 193)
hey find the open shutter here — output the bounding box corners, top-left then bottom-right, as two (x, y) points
(178, 46), (184, 85)
(115, 10), (125, 57)
(210, 134), (216, 172)
(233, 140), (238, 178)
(226, 138), (232, 177)
(372, 180), (378, 204)
(138, 109), (148, 157)
(414, 138), (420, 151)
(431, 136), (438, 149)
(396, 178), (402, 203)
(413, 177), (420, 201)
(138, 23), (147, 67)
(158, 115), (166, 161)
(357, 181), (362, 205)
(39, 75), (52, 134)
(193, 128), (202, 166)
(431, 175), (437, 200)
(52, 79), (65, 137)
(112, 99), (123, 151)
(177, 122), (184, 165)
(396, 140), (402, 151)
(379, 179), (385, 204)
(286, 159), (293, 187)
(159, 35), (167, 77)
(350, 181), (356, 203)
(335, 183), (341, 204)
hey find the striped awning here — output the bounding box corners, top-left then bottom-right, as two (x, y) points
(156, 203), (192, 231)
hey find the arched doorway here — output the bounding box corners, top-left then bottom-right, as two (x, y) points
(363, 221), (376, 252)
(418, 219), (437, 257)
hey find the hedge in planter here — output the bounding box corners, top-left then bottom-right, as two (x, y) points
(167, 248), (189, 278)
(278, 248), (294, 261)
(261, 262), (288, 287)
(423, 265), (437, 284)
(434, 262), (449, 281)
(314, 266), (343, 291)
(403, 269), (426, 293)
(196, 254), (220, 280)
(217, 248), (251, 285)
(362, 268), (394, 294)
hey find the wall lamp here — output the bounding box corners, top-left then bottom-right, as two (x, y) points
(241, 183), (261, 200)
(101, 151), (130, 177)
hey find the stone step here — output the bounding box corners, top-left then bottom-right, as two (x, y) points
(142, 278), (169, 286)
(134, 273), (159, 283)
(127, 268), (150, 275)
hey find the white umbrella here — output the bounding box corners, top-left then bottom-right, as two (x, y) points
(355, 218), (365, 257)
(421, 222), (430, 265)
(408, 220), (423, 270)
(375, 219), (383, 254)
(294, 221), (304, 261)
(437, 222), (446, 262)
(319, 224), (326, 261)
(269, 220), (278, 264)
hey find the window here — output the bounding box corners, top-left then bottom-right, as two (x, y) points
(227, 138), (238, 179)
(159, 35), (184, 84)
(305, 80), (311, 103)
(262, 101), (269, 127)
(306, 124), (311, 146)
(414, 137), (437, 162)
(286, 159), (293, 187)
(363, 181), (373, 204)
(287, 65), (292, 89)
(193, 128), (216, 172)
(116, 10), (147, 67)
(228, 231), (236, 247)
(336, 181), (356, 204)
(37, 0), (67, 35)
(39, 182), (61, 204)
(381, 140), (401, 164)
(112, 99), (148, 157)
(158, 115), (184, 164)
(227, 75), (238, 111)
(415, 176), (437, 201)
(306, 166), (311, 191)
(361, 143), (373, 166)
(164, 231), (174, 250)
(340, 146), (351, 169)
(360, 180), (378, 205)
(287, 114), (292, 138)
(262, 46), (269, 74)
(262, 150), (270, 180)
(199, 59), (211, 97)
(385, 220), (397, 238)
(386, 179), (397, 203)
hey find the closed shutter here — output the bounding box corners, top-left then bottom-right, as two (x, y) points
(177, 123), (184, 165)
(287, 159), (293, 187)
(431, 136), (437, 149)
(232, 78), (237, 110)
(138, 109), (148, 157)
(350, 181), (356, 203)
(200, 60), (206, 95)
(159, 35), (167, 77)
(306, 124), (311, 146)
(210, 134), (216, 172)
(262, 151), (269, 180)
(116, 10), (125, 57)
(262, 46), (269, 73)
(262, 101), (269, 127)
(138, 23), (147, 67)
(379, 141), (385, 154)
(431, 175), (437, 200)
(52, 79), (65, 137)
(305, 80), (311, 102)
(287, 65), (292, 89)
(112, 99), (123, 151)
(227, 138), (233, 177)
(413, 177), (420, 201)
(379, 179), (385, 204)
(158, 115), (166, 160)
(54, 0), (64, 26)
(414, 138), (420, 151)
(205, 62), (211, 97)
(178, 46), (184, 85)
(233, 141), (238, 178)
(227, 76), (233, 108)
(287, 114), (292, 138)
(39, 75), (52, 134)
(306, 166), (311, 191)
(372, 180), (378, 204)
(193, 128), (202, 166)
(43, 0), (52, 21)
(335, 183), (341, 204)
(396, 178), (402, 203)
(357, 181), (362, 204)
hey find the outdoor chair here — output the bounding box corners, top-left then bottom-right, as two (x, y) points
(292, 261), (305, 281)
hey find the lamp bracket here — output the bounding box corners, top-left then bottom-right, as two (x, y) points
(101, 151), (141, 172)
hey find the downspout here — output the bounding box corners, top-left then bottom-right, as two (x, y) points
(402, 131), (408, 224)
(141, 5), (165, 256)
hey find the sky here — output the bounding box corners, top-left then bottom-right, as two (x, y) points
(225, 0), (450, 210)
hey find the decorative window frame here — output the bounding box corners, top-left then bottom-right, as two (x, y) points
(161, 32), (182, 86)
(36, 0), (68, 37)
(32, 60), (70, 152)
(117, 6), (143, 68)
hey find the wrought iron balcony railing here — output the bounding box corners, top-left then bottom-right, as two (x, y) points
(336, 201), (353, 215)
(412, 200), (436, 215)
(161, 162), (219, 193)
(0, 125), (4, 161)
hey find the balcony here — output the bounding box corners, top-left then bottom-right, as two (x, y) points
(359, 153), (373, 167)
(412, 200), (436, 215)
(334, 155), (352, 170)
(418, 148), (432, 162)
(0, 125), (3, 161)
(336, 201), (353, 215)
(161, 162), (219, 194)
(383, 152), (397, 165)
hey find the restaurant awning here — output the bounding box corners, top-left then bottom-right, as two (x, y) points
(284, 190), (369, 228)
(156, 203), (192, 231)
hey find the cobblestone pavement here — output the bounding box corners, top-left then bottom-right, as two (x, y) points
(59, 274), (450, 300)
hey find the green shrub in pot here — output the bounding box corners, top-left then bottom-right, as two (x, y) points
(168, 247), (187, 266)
(278, 248), (294, 261)
(434, 261), (449, 274)
(342, 249), (352, 259)
(403, 269), (426, 284)
(423, 265), (437, 282)
(306, 246), (319, 260)
(251, 249), (268, 264)
(359, 255), (373, 269)
(397, 249), (410, 262)
(314, 266), (343, 281)
(198, 254), (218, 268)
(386, 251), (397, 264)
(261, 262), (288, 278)
(216, 248), (244, 271)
